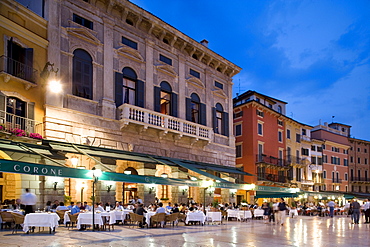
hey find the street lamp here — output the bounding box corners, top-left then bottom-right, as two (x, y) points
(91, 167), (102, 231)
(201, 180), (214, 214)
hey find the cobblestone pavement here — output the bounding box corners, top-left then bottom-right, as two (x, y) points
(0, 216), (369, 247)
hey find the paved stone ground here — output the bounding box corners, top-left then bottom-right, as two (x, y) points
(0, 216), (369, 247)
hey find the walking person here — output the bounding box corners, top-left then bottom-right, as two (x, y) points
(21, 188), (37, 215)
(327, 200), (336, 218)
(351, 199), (361, 224)
(277, 198), (288, 226)
(363, 199), (370, 224)
(262, 202), (272, 224)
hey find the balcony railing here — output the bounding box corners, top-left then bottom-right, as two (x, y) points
(301, 135), (311, 142)
(119, 104), (213, 141)
(256, 154), (287, 167)
(0, 110), (43, 135)
(332, 178), (342, 183)
(351, 177), (370, 183)
(257, 172), (287, 183)
(0, 56), (37, 83)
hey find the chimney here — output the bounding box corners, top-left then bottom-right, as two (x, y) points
(200, 39), (209, 48)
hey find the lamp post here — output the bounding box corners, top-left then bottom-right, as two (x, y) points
(91, 167), (101, 231)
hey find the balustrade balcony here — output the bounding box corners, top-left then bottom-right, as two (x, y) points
(350, 177), (370, 183)
(257, 172), (287, 183)
(332, 178), (342, 183)
(118, 104), (213, 142)
(0, 110), (43, 136)
(256, 154), (289, 168)
(0, 55), (37, 83)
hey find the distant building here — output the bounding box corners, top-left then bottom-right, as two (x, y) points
(311, 122), (350, 192)
(348, 137), (370, 193)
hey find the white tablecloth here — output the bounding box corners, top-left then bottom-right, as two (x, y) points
(144, 211), (156, 226)
(101, 211), (116, 225)
(227, 210), (239, 220)
(63, 211), (71, 225)
(115, 210), (132, 221)
(185, 211), (206, 224)
(253, 209), (264, 217)
(206, 212), (222, 222)
(23, 213), (60, 232)
(238, 210), (252, 220)
(77, 213), (103, 229)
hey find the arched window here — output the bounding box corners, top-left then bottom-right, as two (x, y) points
(212, 103), (229, 136)
(122, 67), (137, 104)
(277, 105), (282, 114)
(115, 67), (144, 108)
(72, 49), (93, 99)
(154, 82), (178, 117)
(191, 93), (200, 123)
(186, 93), (206, 125)
(215, 103), (223, 134)
(160, 81), (172, 115)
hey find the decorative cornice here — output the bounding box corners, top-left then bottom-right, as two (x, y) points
(116, 45), (144, 63)
(155, 64), (178, 78)
(186, 77), (205, 89)
(66, 26), (101, 46)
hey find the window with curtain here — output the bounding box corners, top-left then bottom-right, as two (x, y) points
(160, 81), (172, 115)
(191, 93), (200, 123)
(122, 67), (137, 105)
(72, 49), (93, 99)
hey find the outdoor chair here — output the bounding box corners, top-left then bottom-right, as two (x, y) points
(67, 212), (78, 230)
(128, 212), (144, 228)
(0, 212), (14, 229)
(56, 210), (68, 224)
(165, 212), (179, 227)
(11, 213), (24, 234)
(150, 213), (166, 228)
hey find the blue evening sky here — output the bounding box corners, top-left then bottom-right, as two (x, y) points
(131, 0), (370, 141)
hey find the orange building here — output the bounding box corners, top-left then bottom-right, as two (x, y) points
(233, 91), (288, 190)
(311, 123), (350, 192)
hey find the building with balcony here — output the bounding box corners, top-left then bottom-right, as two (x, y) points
(310, 138), (325, 190)
(41, 0), (241, 205)
(311, 122), (350, 193)
(234, 91), (294, 201)
(348, 137), (370, 193)
(0, 0), (48, 202)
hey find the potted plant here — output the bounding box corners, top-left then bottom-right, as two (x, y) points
(64, 195), (72, 204)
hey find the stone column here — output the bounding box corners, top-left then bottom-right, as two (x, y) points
(145, 39), (154, 110)
(178, 55), (186, 119)
(45, 0), (63, 108)
(100, 17), (116, 118)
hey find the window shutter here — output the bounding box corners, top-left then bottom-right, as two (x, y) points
(114, 72), (123, 107)
(212, 107), (217, 133)
(223, 112), (229, 136)
(171, 92), (178, 117)
(135, 80), (145, 107)
(24, 48), (34, 81)
(0, 92), (6, 119)
(186, 98), (192, 121)
(200, 103), (207, 126)
(154, 86), (161, 112)
(27, 102), (35, 120)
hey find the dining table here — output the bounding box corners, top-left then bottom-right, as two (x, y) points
(253, 209), (265, 218)
(23, 213), (60, 233)
(143, 211), (156, 226)
(76, 212), (104, 230)
(205, 211), (222, 223)
(185, 211), (206, 225)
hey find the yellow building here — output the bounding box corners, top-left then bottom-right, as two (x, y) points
(0, 0), (48, 201)
(285, 119), (313, 191)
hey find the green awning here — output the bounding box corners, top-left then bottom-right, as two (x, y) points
(168, 159), (231, 183)
(255, 191), (299, 199)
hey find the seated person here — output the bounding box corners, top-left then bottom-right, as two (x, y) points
(166, 202), (173, 211)
(12, 199), (25, 210)
(56, 202), (68, 211)
(114, 201), (124, 210)
(172, 203), (180, 213)
(71, 202), (82, 215)
(135, 204), (147, 228)
(155, 202), (167, 214)
(67, 202), (75, 210)
(94, 202), (105, 212)
(83, 202), (91, 211)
